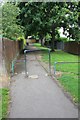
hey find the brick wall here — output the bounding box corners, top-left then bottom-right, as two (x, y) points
(2, 38), (19, 73)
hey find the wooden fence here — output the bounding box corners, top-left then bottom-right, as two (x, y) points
(2, 38), (20, 73)
(64, 41), (80, 55)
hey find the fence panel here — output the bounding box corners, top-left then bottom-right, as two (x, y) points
(64, 42), (79, 55)
(2, 38), (19, 73)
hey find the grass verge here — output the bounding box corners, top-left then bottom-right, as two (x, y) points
(58, 73), (78, 102)
(0, 88), (9, 119)
(34, 43), (79, 103)
(33, 43), (50, 50)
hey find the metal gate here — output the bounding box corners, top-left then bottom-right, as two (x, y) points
(24, 49), (51, 77)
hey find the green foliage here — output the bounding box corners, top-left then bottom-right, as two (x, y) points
(18, 2), (79, 50)
(11, 37), (17, 41)
(45, 33), (52, 41)
(0, 88), (9, 118)
(58, 37), (68, 42)
(17, 36), (26, 48)
(2, 2), (24, 40)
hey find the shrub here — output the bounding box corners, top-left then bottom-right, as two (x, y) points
(17, 36), (26, 49)
(57, 37), (68, 42)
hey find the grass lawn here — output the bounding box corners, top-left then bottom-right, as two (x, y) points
(34, 43), (79, 103)
(0, 88), (9, 119)
(33, 43), (50, 50)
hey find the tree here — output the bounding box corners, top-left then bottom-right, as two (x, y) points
(2, 2), (24, 40)
(18, 2), (51, 45)
(18, 2), (80, 50)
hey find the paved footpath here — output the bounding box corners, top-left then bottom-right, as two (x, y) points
(9, 52), (78, 118)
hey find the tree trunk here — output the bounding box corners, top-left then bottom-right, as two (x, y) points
(51, 26), (55, 51)
(40, 36), (44, 46)
(41, 38), (43, 46)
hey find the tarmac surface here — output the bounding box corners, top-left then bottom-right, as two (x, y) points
(9, 49), (78, 118)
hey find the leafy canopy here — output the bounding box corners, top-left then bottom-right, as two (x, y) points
(18, 2), (80, 49)
(2, 2), (24, 40)
(19, 2), (79, 38)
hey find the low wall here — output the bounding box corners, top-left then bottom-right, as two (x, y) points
(2, 38), (19, 73)
(64, 41), (80, 55)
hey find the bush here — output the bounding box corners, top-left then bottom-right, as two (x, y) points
(57, 37), (68, 42)
(17, 36), (26, 49)
(11, 37), (16, 41)
(2, 3), (24, 41)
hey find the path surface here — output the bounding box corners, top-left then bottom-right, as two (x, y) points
(9, 47), (78, 118)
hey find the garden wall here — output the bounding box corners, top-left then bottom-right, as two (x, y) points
(64, 41), (80, 55)
(2, 38), (19, 73)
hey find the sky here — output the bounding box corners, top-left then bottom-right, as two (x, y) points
(59, 27), (68, 38)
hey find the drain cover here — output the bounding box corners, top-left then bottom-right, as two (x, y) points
(28, 75), (38, 79)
